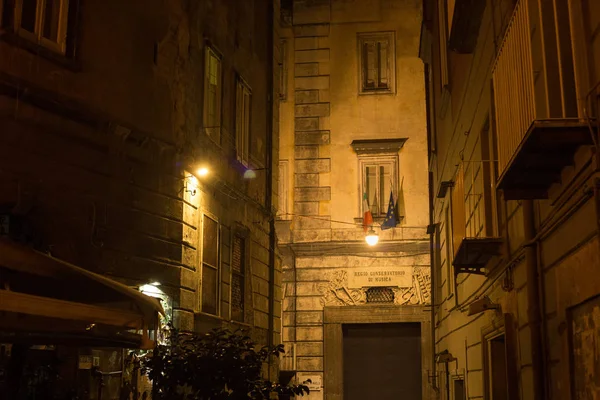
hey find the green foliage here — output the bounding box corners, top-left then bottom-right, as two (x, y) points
(141, 326), (310, 400)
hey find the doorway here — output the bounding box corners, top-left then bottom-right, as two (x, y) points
(342, 323), (422, 400)
(487, 334), (508, 400)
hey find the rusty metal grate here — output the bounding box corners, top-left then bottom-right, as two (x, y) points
(366, 287), (395, 303)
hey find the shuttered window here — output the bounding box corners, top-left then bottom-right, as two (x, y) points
(358, 32), (395, 94)
(231, 235), (245, 322)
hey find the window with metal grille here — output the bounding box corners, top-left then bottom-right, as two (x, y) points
(202, 215), (219, 315)
(366, 287), (395, 303)
(231, 235), (245, 322)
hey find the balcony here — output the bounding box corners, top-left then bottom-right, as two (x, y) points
(492, 0), (595, 200)
(451, 162), (503, 275)
(448, 0), (487, 53)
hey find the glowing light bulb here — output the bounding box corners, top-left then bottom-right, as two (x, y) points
(197, 167), (209, 177)
(365, 229), (379, 246)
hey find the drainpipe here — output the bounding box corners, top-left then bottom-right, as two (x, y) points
(266, 0), (276, 382)
(523, 200), (545, 400)
(424, 61), (438, 392)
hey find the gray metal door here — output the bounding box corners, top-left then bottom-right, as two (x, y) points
(343, 322), (422, 400)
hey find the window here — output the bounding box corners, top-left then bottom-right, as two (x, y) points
(361, 158), (396, 217)
(231, 235), (246, 322)
(486, 334), (508, 400)
(279, 39), (287, 100)
(453, 379), (465, 400)
(358, 32), (395, 94)
(366, 287), (395, 303)
(438, 0), (449, 90)
(352, 139), (405, 219)
(204, 46), (222, 143)
(201, 215), (219, 315)
(13, 0), (70, 54)
(444, 204), (456, 298)
(277, 160), (289, 219)
(235, 76), (251, 166)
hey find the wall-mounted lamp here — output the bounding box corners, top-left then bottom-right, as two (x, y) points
(243, 167), (268, 179)
(365, 228), (379, 246)
(467, 296), (500, 316)
(182, 167), (209, 196)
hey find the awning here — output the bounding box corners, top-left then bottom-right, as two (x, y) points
(0, 238), (164, 346)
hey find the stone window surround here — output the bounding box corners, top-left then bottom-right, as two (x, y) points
(1, 0), (82, 68)
(12, 0), (70, 55)
(323, 305), (434, 400)
(351, 138), (406, 220)
(357, 31), (396, 95)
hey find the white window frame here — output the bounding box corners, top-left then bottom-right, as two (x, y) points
(357, 31), (396, 94)
(235, 75), (251, 166)
(358, 153), (398, 218)
(14, 0), (70, 54)
(203, 45), (223, 144)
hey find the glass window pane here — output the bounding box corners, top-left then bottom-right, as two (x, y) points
(42, 0), (61, 41)
(380, 164), (392, 213)
(201, 264), (218, 315)
(378, 41), (389, 87)
(203, 216), (218, 267)
(363, 42), (376, 88)
(231, 274), (244, 322)
(365, 165), (378, 215)
(21, 0), (37, 32)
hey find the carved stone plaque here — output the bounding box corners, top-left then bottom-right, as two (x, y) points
(347, 267), (413, 288)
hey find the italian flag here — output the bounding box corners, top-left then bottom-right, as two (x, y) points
(362, 192), (373, 232)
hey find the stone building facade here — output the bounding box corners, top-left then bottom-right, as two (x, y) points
(0, 0), (282, 394)
(422, 0), (600, 398)
(277, 1), (433, 399)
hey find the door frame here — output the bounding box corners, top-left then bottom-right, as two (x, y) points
(323, 305), (434, 400)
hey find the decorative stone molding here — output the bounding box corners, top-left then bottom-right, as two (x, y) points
(318, 266), (431, 306)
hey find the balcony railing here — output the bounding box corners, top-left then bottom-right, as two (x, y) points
(451, 161), (502, 275)
(492, 0), (594, 200)
(492, 0), (535, 177)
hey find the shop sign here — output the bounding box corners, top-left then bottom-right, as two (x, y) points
(297, 374), (322, 391)
(347, 266), (413, 288)
(78, 355), (93, 370)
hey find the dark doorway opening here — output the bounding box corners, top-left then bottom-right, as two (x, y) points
(342, 322), (421, 400)
(488, 334), (508, 400)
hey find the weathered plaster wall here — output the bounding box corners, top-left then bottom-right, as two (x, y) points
(0, 0), (282, 346)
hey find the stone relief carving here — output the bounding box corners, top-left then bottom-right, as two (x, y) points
(319, 267), (431, 307)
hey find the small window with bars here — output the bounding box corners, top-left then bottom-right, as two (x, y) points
(231, 235), (246, 322)
(366, 287), (395, 303)
(358, 31), (395, 94)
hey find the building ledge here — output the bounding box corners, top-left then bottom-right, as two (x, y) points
(498, 119), (595, 200)
(452, 237), (503, 275)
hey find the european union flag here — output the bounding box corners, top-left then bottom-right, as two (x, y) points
(380, 191), (397, 230)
